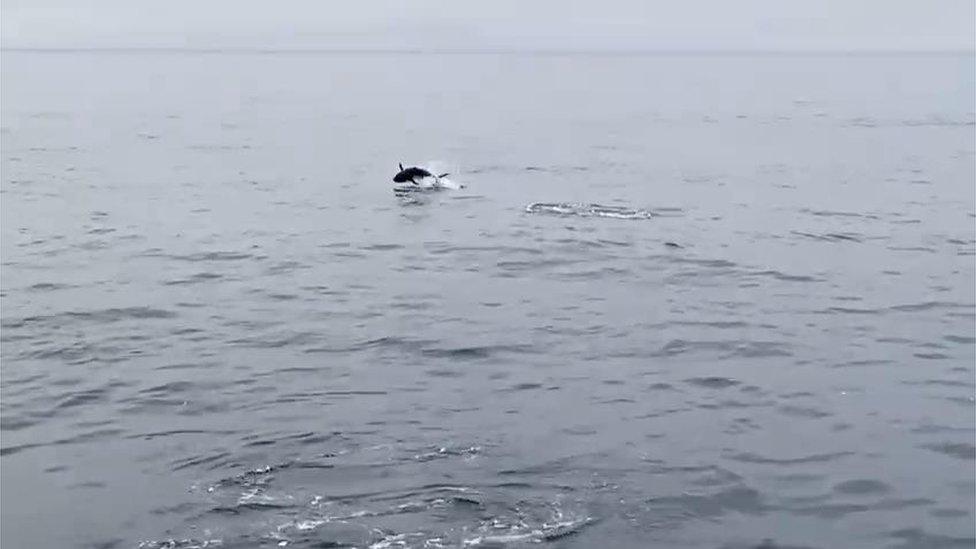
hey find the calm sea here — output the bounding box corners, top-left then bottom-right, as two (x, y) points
(2, 50), (974, 548)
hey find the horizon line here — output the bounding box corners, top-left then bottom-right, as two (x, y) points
(2, 45), (974, 56)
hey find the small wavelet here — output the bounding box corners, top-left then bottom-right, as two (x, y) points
(726, 451), (854, 465)
(137, 538), (223, 548)
(748, 270), (820, 283)
(685, 377), (740, 389)
(26, 282), (74, 292)
(656, 339), (792, 359)
(888, 528), (976, 549)
(2, 306), (177, 330)
(163, 272), (223, 286)
(168, 250), (254, 262)
(525, 202), (655, 220)
(920, 442), (976, 461)
(833, 479), (891, 495)
(801, 208), (879, 219)
(791, 231), (863, 243)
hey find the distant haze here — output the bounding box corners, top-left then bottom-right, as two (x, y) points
(2, 0), (974, 51)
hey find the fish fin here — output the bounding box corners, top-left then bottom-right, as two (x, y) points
(438, 172), (450, 178)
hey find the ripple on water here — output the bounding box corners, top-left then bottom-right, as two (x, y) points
(175, 443), (595, 548)
(684, 376), (740, 389)
(790, 230), (863, 243)
(726, 451), (855, 466)
(525, 202), (656, 220)
(2, 306), (178, 330)
(920, 442), (976, 461)
(887, 528), (976, 549)
(656, 339), (792, 358)
(832, 479), (891, 495)
(421, 344), (538, 359)
(162, 272), (224, 285)
(25, 282), (75, 292)
(644, 485), (766, 520)
(167, 251), (255, 262)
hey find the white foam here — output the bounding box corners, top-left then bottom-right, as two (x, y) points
(417, 160), (466, 189)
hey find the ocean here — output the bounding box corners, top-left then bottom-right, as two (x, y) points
(1, 50), (974, 548)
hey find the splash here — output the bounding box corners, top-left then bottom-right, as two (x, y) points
(393, 160), (465, 196)
(525, 202), (654, 220)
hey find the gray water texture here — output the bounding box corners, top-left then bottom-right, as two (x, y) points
(1, 51), (974, 549)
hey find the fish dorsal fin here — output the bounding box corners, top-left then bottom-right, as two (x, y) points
(399, 162), (404, 171)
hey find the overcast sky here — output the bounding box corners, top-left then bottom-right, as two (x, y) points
(2, 0), (974, 51)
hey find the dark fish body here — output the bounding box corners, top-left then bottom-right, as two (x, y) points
(393, 166), (432, 183)
(393, 163), (449, 184)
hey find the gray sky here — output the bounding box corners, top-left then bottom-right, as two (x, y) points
(2, 0), (974, 51)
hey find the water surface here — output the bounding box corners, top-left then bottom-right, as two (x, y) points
(1, 50), (974, 548)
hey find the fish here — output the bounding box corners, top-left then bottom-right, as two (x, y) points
(393, 163), (449, 185)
